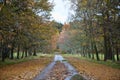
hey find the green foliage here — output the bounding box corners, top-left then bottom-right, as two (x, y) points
(64, 0), (120, 61)
(50, 21), (63, 32)
(61, 51), (67, 54)
(0, 0), (57, 61)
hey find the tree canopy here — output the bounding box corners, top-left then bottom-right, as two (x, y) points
(0, 0), (59, 61)
(60, 0), (120, 61)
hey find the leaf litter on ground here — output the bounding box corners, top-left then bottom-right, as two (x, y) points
(66, 57), (120, 80)
(0, 57), (52, 80)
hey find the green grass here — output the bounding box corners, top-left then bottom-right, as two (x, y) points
(0, 53), (54, 68)
(1, 53), (119, 69)
(80, 57), (120, 69)
(0, 57), (35, 68)
(62, 54), (120, 69)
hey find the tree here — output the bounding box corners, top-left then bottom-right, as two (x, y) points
(0, 0), (54, 61)
(67, 0), (120, 61)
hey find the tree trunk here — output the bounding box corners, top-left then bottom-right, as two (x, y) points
(0, 48), (2, 58)
(94, 43), (100, 61)
(2, 45), (10, 61)
(92, 53), (94, 59)
(88, 53), (91, 58)
(87, 47), (91, 59)
(103, 10), (114, 61)
(17, 45), (20, 59)
(116, 47), (119, 61)
(25, 49), (27, 57)
(109, 34), (115, 61)
(10, 47), (14, 59)
(107, 37), (113, 60)
(2, 47), (5, 62)
(103, 27), (108, 61)
(21, 50), (24, 58)
(91, 42), (94, 59)
(33, 48), (37, 56)
(82, 47), (85, 57)
(104, 34), (114, 61)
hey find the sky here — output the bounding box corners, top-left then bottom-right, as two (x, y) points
(49, 0), (71, 24)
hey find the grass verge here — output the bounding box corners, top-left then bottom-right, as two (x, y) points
(0, 53), (54, 68)
(62, 54), (120, 69)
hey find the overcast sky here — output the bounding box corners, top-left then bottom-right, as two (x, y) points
(49, 0), (71, 24)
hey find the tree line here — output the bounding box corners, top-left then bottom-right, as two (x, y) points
(0, 0), (62, 62)
(60, 0), (120, 61)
